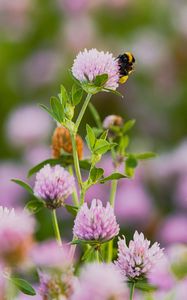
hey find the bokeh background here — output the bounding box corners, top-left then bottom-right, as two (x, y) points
(1, 0), (187, 248)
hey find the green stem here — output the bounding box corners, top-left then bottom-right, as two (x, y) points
(51, 209), (62, 246)
(129, 282), (135, 300)
(107, 177), (118, 262)
(68, 165), (79, 206)
(88, 102), (102, 129)
(70, 132), (83, 189)
(80, 188), (86, 206)
(75, 93), (92, 130)
(109, 179), (118, 207)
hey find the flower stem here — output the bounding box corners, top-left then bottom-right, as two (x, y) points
(51, 209), (62, 246)
(70, 132), (83, 189)
(129, 282), (135, 300)
(107, 177), (118, 262)
(80, 187), (86, 206)
(75, 93), (92, 130)
(68, 165), (79, 206)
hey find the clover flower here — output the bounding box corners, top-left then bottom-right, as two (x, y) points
(115, 231), (163, 280)
(73, 199), (119, 243)
(38, 267), (76, 300)
(71, 263), (129, 300)
(34, 164), (75, 209)
(103, 115), (123, 129)
(72, 48), (120, 90)
(0, 206), (35, 266)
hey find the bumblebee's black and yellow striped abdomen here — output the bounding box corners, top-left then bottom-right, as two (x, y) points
(117, 52), (135, 84)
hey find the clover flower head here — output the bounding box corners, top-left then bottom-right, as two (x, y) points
(0, 206), (35, 266)
(71, 263), (129, 300)
(39, 268), (76, 299)
(115, 231), (164, 280)
(73, 199), (119, 242)
(103, 115), (123, 129)
(34, 164), (75, 209)
(72, 48), (120, 90)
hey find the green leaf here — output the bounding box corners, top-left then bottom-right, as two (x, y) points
(65, 204), (78, 216)
(126, 155), (138, 168)
(60, 85), (69, 104)
(125, 155), (138, 178)
(103, 88), (123, 97)
(68, 70), (81, 86)
(100, 130), (108, 140)
(81, 246), (95, 262)
(38, 104), (55, 119)
(81, 82), (102, 95)
(71, 85), (83, 106)
(134, 152), (157, 160)
(10, 278), (36, 296)
(94, 139), (111, 155)
(122, 119), (136, 133)
(90, 167), (104, 183)
(119, 135), (129, 153)
(25, 200), (45, 214)
(100, 172), (127, 183)
(50, 97), (64, 122)
(86, 124), (96, 150)
(94, 74), (108, 87)
(11, 179), (33, 195)
(135, 281), (157, 292)
(79, 159), (91, 170)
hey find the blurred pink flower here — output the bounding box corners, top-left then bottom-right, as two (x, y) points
(71, 263), (129, 300)
(24, 145), (51, 166)
(6, 105), (53, 148)
(158, 214), (187, 245)
(22, 50), (61, 88)
(148, 256), (176, 290)
(58, 0), (89, 14)
(72, 48), (120, 90)
(174, 174), (187, 209)
(115, 180), (153, 225)
(73, 199), (119, 242)
(31, 240), (73, 269)
(0, 206), (35, 266)
(130, 30), (168, 71)
(116, 231), (163, 279)
(64, 16), (96, 51)
(34, 164), (75, 209)
(0, 0), (33, 40)
(0, 161), (26, 207)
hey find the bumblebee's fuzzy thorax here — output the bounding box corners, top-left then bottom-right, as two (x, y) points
(117, 52), (135, 84)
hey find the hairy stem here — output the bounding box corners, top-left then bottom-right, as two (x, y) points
(51, 209), (62, 246)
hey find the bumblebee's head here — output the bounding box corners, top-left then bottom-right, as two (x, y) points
(117, 52), (135, 64)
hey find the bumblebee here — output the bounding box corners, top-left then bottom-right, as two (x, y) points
(117, 52), (135, 84)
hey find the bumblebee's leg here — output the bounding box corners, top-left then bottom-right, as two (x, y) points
(119, 75), (128, 84)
